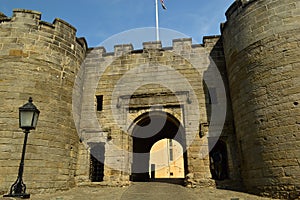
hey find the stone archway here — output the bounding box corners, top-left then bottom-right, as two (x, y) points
(130, 111), (187, 182)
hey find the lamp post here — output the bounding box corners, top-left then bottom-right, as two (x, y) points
(3, 97), (40, 199)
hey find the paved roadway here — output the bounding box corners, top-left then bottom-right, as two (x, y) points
(1, 182), (278, 200)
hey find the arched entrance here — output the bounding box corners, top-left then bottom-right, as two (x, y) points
(130, 111), (187, 182)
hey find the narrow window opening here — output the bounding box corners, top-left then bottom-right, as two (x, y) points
(169, 139), (173, 161)
(96, 95), (103, 111)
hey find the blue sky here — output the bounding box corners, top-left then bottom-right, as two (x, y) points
(1, 0), (233, 51)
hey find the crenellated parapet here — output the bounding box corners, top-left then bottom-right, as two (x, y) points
(0, 9), (87, 61)
(84, 36), (221, 59)
(5, 9), (77, 39)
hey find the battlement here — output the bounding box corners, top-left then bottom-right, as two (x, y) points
(114, 44), (134, 56)
(0, 9), (85, 49)
(87, 36), (221, 57)
(143, 41), (162, 50)
(12, 9), (41, 20)
(0, 9), (223, 57)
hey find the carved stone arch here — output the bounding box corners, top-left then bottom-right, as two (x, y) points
(127, 110), (184, 137)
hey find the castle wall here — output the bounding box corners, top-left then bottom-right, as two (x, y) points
(76, 37), (240, 187)
(222, 0), (300, 198)
(0, 9), (86, 194)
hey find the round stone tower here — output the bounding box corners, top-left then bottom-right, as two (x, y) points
(222, 0), (300, 198)
(0, 9), (86, 193)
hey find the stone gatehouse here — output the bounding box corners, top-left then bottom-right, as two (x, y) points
(73, 38), (238, 187)
(0, 0), (299, 199)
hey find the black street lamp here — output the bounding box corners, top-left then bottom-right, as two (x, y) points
(3, 97), (40, 199)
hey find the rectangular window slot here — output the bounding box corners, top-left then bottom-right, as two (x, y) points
(96, 95), (103, 111)
(169, 139), (173, 161)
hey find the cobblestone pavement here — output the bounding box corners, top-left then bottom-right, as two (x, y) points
(1, 182), (278, 200)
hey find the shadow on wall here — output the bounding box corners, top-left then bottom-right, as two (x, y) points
(203, 37), (244, 191)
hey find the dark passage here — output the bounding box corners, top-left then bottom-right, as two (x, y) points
(89, 142), (105, 182)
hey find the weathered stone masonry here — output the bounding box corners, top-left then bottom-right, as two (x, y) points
(0, 9), (87, 193)
(0, 0), (299, 199)
(222, 0), (300, 199)
(74, 38), (239, 187)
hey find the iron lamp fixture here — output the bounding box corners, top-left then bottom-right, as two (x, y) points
(3, 97), (40, 199)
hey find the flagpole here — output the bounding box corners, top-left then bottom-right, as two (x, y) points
(155, 0), (160, 41)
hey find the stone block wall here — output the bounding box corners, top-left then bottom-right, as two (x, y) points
(0, 9), (86, 194)
(222, 0), (300, 198)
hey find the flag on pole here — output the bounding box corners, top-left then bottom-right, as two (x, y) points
(160, 0), (167, 10)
